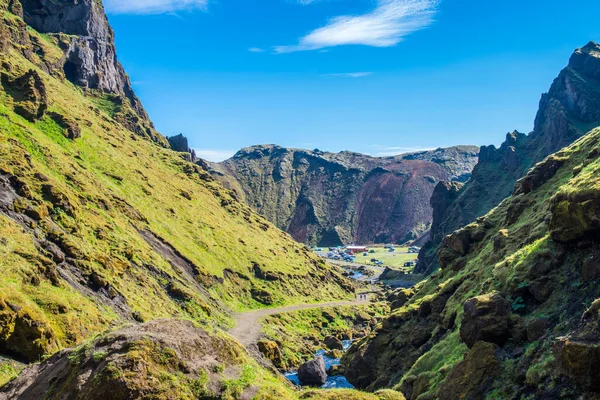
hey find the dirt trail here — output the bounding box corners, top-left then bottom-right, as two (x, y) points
(229, 300), (363, 348)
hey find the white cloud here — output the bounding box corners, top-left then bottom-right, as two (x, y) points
(103, 0), (208, 14)
(320, 72), (372, 78)
(369, 145), (435, 157)
(248, 47), (265, 53)
(194, 149), (237, 162)
(275, 0), (438, 53)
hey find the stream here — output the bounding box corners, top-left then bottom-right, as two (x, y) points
(284, 340), (354, 389)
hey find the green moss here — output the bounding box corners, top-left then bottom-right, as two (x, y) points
(0, 358), (23, 386)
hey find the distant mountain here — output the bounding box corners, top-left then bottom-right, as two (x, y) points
(203, 145), (479, 246)
(417, 41), (600, 275)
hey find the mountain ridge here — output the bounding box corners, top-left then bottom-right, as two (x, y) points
(204, 144), (479, 246)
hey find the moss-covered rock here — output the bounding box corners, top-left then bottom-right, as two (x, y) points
(258, 339), (285, 369)
(0, 319), (295, 399)
(438, 341), (500, 400)
(459, 292), (512, 348)
(1, 69), (47, 121)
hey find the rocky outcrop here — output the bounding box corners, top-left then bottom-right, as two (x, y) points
(48, 112), (81, 140)
(1, 69), (47, 121)
(15, 0), (166, 146)
(298, 356), (327, 386)
(22, 0), (128, 96)
(168, 134), (198, 162)
(204, 145), (479, 245)
(0, 319), (275, 399)
(417, 42), (600, 275)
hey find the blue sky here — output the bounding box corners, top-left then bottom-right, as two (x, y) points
(104, 0), (600, 161)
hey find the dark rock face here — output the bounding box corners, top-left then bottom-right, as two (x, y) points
(17, 0), (165, 146)
(205, 145), (479, 246)
(417, 42), (600, 275)
(168, 134), (190, 153)
(22, 0), (125, 95)
(298, 356), (327, 386)
(460, 292), (512, 348)
(555, 339), (600, 391)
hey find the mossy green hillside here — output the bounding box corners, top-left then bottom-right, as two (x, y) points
(342, 126), (600, 399)
(0, 4), (352, 367)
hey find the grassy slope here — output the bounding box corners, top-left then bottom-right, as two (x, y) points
(0, 6), (352, 382)
(343, 125), (600, 398)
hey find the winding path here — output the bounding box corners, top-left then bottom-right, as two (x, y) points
(229, 300), (363, 348)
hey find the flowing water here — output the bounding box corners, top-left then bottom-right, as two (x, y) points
(284, 340), (354, 389)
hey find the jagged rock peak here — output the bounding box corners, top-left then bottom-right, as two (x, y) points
(569, 41), (600, 78)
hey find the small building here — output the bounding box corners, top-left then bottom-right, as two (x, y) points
(356, 293), (371, 301)
(346, 246), (368, 254)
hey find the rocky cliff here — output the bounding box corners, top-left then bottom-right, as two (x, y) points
(417, 41), (600, 275)
(205, 145), (479, 246)
(342, 116), (600, 399)
(0, 0), (355, 394)
(5, 0), (166, 146)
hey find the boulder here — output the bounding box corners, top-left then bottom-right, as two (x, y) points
(298, 356), (327, 386)
(439, 341), (500, 400)
(554, 338), (600, 391)
(460, 292), (512, 348)
(325, 335), (344, 351)
(550, 190), (600, 243)
(327, 364), (344, 376)
(443, 229), (472, 256)
(528, 277), (554, 303)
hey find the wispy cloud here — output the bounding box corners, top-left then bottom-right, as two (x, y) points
(369, 145), (435, 157)
(248, 47), (265, 53)
(320, 72), (372, 78)
(103, 0), (208, 14)
(194, 149), (237, 162)
(275, 0), (438, 53)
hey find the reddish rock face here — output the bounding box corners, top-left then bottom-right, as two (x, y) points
(205, 145), (479, 246)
